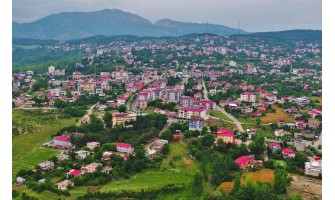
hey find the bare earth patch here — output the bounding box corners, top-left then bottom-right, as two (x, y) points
(288, 175), (322, 200)
(183, 157), (193, 165)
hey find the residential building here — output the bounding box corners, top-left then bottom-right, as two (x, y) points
(269, 143), (281, 152)
(48, 66), (55, 74)
(282, 148), (296, 158)
(44, 136), (73, 149)
(188, 116), (204, 131)
(82, 162), (101, 173)
(178, 106), (206, 119)
(199, 100), (217, 110)
(305, 157), (322, 177)
(240, 92), (256, 103)
(75, 150), (90, 159)
(217, 129), (235, 143)
(115, 142), (134, 154)
(57, 180), (74, 190)
(86, 142), (100, 150)
(112, 113), (137, 127)
(167, 89), (181, 103)
(38, 161), (55, 171)
(235, 155), (262, 170)
(179, 96), (194, 107)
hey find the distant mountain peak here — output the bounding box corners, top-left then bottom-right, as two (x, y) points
(12, 9), (249, 40)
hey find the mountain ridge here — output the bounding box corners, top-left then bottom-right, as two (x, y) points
(12, 9), (248, 40)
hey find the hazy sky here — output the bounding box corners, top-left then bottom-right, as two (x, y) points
(12, 0), (322, 32)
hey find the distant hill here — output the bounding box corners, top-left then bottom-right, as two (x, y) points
(249, 29), (322, 42)
(12, 9), (247, 40)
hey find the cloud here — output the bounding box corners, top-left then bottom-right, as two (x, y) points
(12, 0), (321, 32)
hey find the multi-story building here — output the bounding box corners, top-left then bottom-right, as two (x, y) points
(199, 100), (217, 110)
(295, 96), (310, 106)
(117, 96), (126, 106)
(178, 106), (206, 119)
(179, 96), (194, 107)
(112, 113), (137, 127)
(136, 100), (148, 109)
(217, 129), (234, 143)
(48, 66), (55, 74)
(188, 116), (204, 131)
(305, 157), (322, 177)
(167, 89), (181, 103)
(240, 92), (256, 103)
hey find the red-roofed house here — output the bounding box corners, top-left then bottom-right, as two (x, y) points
(282, 148), (296, 158)
(67, 169), (82, 177)
(252, 111), (261, 117)
(287, 107), (298, 113)
(45, 135), (73, 149)
(296, 120), (307, 129)
(309, 109), (322, 119)
(115, 142), (134, 154)
(269, 142), (281, 152)
(235, 155), (263, 170)
(217, 129), (234, 143)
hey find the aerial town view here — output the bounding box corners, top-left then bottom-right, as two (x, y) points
(10, 0), (323, 200)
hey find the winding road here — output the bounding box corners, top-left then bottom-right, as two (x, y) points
(202, 80), (244, 133)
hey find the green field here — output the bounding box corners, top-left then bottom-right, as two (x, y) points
(241, 124), (275, 138)
(14, 130), (199, 199)
(209, 110), (233, 122)
(12, 109), (78, 180)
(101, 142), (198, 192)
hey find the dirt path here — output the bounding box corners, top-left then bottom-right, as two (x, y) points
(76, 103), (97, 126)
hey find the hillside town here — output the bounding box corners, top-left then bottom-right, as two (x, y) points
(12, 33), (322, 199)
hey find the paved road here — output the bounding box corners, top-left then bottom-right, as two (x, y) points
(76, 103), (98, 126)
(159, 117), (177, 137)
(202, 80), (244, 133)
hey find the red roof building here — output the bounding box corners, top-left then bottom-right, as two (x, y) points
(217, 129), (234, 144)
(282, 148), (296, 158)
(235, 155), (255, 170)
(69, 169), (82, 177)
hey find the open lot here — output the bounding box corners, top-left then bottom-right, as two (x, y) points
(260, 104), (295, 123)
(209, 110), (233, 122)
(219, 168), (274, 193)
(101, 142), (198, 193)
(12, 109), (78, 180)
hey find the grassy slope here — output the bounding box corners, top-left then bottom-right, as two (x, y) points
(12, 109), (77, 180)
(219, 168), (274, 193)
(209, 110), (233, 122)
(100, 142), (198, 192)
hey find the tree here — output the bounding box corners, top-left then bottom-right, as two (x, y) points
(103, 111), (112, 128)
(161, 129), (172, 141)
(54, 98), (67, 109)
(232, 175), (241, 194)
(201, 133), (215, 147)
(192, 172), (203, 196)
(274, 168), (289, 194)
(249, 135), (266, 156)
(135, 146), (145, 159)
(117, 105), (127, 113)
(161, 144), (170, 156)
(234, 176), (256, 200)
